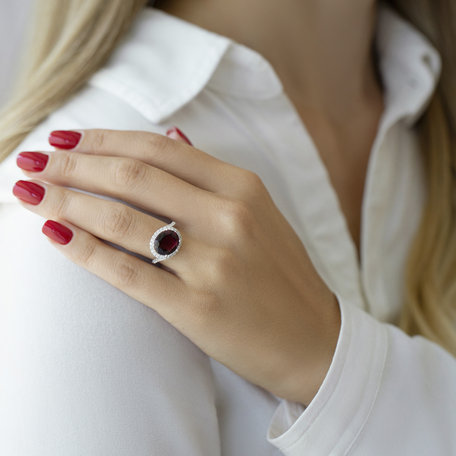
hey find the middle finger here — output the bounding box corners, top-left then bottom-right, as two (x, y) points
(16, 150), (217, 236)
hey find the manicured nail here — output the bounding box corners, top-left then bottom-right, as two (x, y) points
(12, 180), (45, 205)
(48, 130), (81, 149)
(42, 220), (73, 245)
(16, 152), (49, 172)
(166, 127), (193, 145)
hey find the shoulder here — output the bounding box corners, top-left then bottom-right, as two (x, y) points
(0, 83), (167, 204)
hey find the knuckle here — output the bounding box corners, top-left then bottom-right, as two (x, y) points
(218, 198), (255, 238)
(113, 259), (139, 288)
(146, 133), (173, 158)
(92, 130), (107, 150)
(54, 189), (72, 218)
(112, 158), (146, 190)
(101, 204), (135, 239)
(242, 169), (263, 186)
(58, 153), (78, 179)
(74, 238), (97, 267)
(239, 170), (266, 199)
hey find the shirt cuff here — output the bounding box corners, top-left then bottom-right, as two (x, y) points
(266, 294), (388, 454)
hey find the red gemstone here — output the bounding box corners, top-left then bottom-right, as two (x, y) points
(155, 230), (179, 255)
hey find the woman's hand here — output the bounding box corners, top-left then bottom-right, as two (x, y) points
(13, 128), (341, 406)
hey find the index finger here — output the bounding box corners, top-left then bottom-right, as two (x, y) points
(49, 128), (242, 194)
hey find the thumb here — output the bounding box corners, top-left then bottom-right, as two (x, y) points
(166, 126), (193, 146)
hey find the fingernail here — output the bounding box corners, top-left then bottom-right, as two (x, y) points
(48, 130), (81, 149)
(42, 220), (73, 245)
(166, 127), (193, 145)
(16, 152), (49, 172)
(12, 180), (45, 205)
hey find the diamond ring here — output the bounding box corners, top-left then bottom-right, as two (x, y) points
(149, 221), (182, 264)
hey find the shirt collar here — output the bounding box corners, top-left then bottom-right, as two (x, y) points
(375, 3), (441, 127)
(88, 2), (441, 125)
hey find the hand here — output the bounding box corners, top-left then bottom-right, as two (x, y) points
(13, 127), (341, 405)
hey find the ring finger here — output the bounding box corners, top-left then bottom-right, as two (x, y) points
(12, 179), (201, 274)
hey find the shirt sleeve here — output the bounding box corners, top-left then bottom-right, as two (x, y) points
(266, 294), (456, 455)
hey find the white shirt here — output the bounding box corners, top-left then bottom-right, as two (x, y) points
(0, 3), (455, 455)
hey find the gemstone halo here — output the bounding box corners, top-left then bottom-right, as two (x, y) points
(149, 221), (182, 264)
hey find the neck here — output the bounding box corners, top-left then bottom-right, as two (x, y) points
(154, 0), (381, 124)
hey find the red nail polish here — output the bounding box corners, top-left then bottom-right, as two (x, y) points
(48, 130), (81, 149)
(12, 180), (45, 205)
(166, 127), (193, 145)
(16, 152), (49, 172)
(42, 220), (73, 245)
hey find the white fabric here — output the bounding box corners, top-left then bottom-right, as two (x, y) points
(0, 0), (33, 107)
(0, 3), (455, 455)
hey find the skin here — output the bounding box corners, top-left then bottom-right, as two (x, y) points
(13, 0), (384, 405)
(155, 0), (384, 258)
(15, 129), (341, 405)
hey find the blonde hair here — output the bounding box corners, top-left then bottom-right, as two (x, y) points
(0, 0), (455, 355)
(386, 0), (456, 354)
(0, 0), (148, 161)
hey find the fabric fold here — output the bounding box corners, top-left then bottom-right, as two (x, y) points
(266, 294), (388, 454)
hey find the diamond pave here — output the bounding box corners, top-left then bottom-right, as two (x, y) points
(149, 221), (182, 264)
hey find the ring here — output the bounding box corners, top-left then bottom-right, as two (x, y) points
(149, 221), (182, 264)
